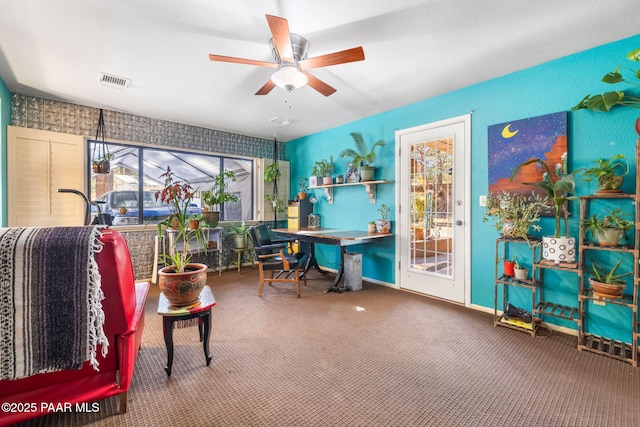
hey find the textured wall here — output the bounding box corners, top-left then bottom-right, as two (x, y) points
(11, 94), (284, 159)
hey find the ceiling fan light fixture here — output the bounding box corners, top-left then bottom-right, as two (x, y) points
(271, 65), (308, 92)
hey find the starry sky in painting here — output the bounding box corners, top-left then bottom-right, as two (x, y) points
(487, 111), (567, 186)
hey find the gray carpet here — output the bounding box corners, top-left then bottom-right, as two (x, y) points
(14, 267), (640, 426)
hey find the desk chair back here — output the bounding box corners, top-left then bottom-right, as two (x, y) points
(249, 225), (307, 298)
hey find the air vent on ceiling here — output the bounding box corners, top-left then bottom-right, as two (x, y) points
(99, 72), (131, 89)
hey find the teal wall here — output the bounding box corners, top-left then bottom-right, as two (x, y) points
(287, 34), (640, 335)
(0, 76), (10, 227)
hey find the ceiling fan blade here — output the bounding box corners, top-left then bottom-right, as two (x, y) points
(265, 14), (294, 63)
(299, 46), (365, 70)
(303, 72), (337, 97)
(209, 54), (277, 68)
(255, 80), (276, 95)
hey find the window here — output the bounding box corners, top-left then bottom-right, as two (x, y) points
(89, 141), (254, 225)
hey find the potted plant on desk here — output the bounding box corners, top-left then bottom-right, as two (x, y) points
(155, 166), (208, 307)
(376, 204), (391, 233)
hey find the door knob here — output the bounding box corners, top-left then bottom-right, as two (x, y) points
(455, 220), (463, 226)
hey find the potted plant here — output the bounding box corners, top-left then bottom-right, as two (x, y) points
(572, 47), (640, 112)
(482, 191), (546, 244)
(265, 193), (286, 213)
(510, 153), (582, 264)
(368, 220), (376, 233)
(202, 169), (238, 226)
(312, 157), (334, 185)
(189, 213), (202, 230)
(91, 152), (113, 174)
(227, 222), (250, 249)
(513, 258), (528, 281)
(588, 259), (633, 298)
(581, 154), (629, 193)
(155, 166), (208, 307)
(298, 177), (308, 200)
(582, 208), (633, 247)
(339, 132), (385, 181)
(499, 257), (516, 277)
(376, 203), (391, 233)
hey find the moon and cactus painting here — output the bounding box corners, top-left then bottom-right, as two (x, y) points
(488, 111), (568, 200)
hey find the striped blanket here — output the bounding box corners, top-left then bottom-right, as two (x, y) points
(0, 226), (108, 380)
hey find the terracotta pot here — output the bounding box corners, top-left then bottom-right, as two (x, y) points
(202, 211), (219, 227)
(92, 160), (110, 174)
(189, 219), (200, 229)
(298, 192), (307, 200)
(589, 277), (626, 298)
(158, 263), (208, 307)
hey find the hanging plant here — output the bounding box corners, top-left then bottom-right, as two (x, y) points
(91, 108), (112, 174)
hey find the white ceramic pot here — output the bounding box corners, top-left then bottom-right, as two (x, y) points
(514, 267), (528, 281)
(542, 236), (576, 263)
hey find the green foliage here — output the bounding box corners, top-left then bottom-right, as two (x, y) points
(154, 166), (205, 273)
(582, 154), (628, 181)
(510, 156), (581, 238)
(482, 191), (546, 242)
(582, 208), (633, 239)
(339, 132), (385, 167)
(378, 203), (391, 220)
(572, 47), (640, 112)
(298, 177), (309, 192)
(264, 162), (281, 183)
(227, 222), (250, 236)
(590, 259), (633, 284)
(265, 193), (286, 213)
(312, 158), (333, 177)
(202, 169), (238, 209)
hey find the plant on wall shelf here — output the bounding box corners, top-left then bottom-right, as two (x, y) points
(581, 154), (629, 192)
(340, 132), (385, 181)
(572, 47), (640, 112)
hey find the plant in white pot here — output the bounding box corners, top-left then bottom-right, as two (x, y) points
(155, 166), (208, 307)
(202, 169), (238, 227)
(339, 132), (385, 182)
(581, 208), (633, 247)
(511, 153), (582, 264)
(513, 258), (528, 281)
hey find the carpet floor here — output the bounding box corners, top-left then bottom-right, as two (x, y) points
(13, 267), (640, 426)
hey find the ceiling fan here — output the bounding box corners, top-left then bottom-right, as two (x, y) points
(208, 14), (365, 97)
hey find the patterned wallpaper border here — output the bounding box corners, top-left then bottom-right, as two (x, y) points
(11, 94), (284, 159)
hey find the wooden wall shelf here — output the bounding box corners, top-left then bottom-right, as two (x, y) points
(308, 180), (393, 204)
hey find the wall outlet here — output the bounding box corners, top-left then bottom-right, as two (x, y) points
(479, 195), (487, 207)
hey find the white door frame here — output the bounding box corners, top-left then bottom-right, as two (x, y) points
(394, 114), (471, 306)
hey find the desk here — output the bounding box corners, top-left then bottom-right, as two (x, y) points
(272, 227), (392, 292)
(157, 286), (216, 376)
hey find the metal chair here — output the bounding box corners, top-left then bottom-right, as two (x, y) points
(249, 224), (307, 298)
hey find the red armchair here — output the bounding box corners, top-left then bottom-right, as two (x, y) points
(0, 229), (149, 426)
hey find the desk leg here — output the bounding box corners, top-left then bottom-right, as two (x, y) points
(162, 317), (175, 376)
(305, 242), (328, 275)
(202, 310), (212, 366)
(325, 247), (346, 293)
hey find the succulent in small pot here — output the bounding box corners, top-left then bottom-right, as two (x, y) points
(375, 203), (391, 233)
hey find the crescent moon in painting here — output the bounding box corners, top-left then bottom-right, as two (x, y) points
(501, 124), (519, 138)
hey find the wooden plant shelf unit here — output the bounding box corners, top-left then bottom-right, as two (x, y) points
(493, 237), (541, 337)
(308, 180), (392, 204)
(578, 189), (639, 367)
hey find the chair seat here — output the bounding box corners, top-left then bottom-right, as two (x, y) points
(261, 252), (307, 271)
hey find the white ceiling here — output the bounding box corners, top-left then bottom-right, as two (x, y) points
(0, 0), (637, 142)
